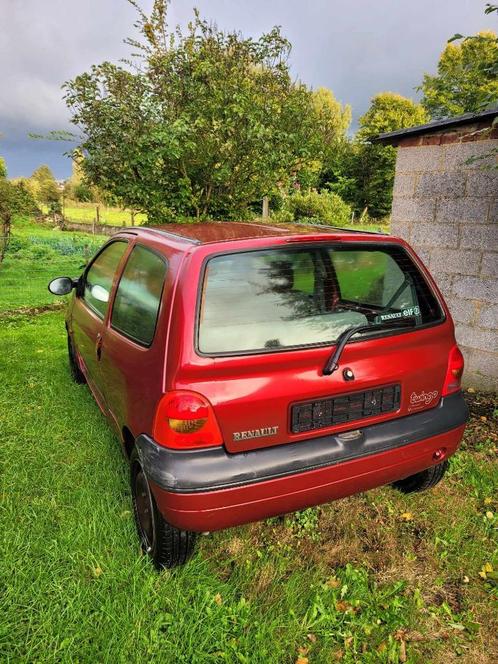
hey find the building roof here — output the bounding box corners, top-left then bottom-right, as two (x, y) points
(139, 221), (386, 245)
(374, 107), (498, 146)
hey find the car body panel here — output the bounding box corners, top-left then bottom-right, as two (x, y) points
(61, 222), (467, 532)
(150, 425), (465, 532)
(165, 237), (453, 453)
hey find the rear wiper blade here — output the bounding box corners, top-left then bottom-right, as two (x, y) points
(323, 318), (417, 376)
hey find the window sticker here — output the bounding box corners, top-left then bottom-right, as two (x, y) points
(375, 306), (420, 323)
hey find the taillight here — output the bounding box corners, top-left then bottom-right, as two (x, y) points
(153, 390), (223, 449)
(442, 346), (464, 396)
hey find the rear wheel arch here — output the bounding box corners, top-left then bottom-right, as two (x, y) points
(130, 447), (197, 568)
(122, 426), (136, 459)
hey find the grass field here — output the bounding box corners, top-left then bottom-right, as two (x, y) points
(1, 217), (497, 663)
(0, 217), (104, 312)
(44, 202), (147, 226)
(50, 200), (389, 232)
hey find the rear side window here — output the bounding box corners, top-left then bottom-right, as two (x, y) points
(198, 244), (443, 355)
(111, 245), (167, 346)
(83, 241), (128, 318)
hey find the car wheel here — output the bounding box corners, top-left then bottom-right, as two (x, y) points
(67, 333), (86, 384)
(392, 460), (449, 494)
(130, 449), (197, 569)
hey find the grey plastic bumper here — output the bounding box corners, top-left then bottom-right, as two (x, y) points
(136, 392), (468, 493)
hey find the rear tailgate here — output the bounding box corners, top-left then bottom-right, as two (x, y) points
(175, 238), (453, 453)
(182, 322), (451, 453)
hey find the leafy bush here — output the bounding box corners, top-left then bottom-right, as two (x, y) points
(0, 181), (40, 220)
(73, 183), (94, 203)
(280, 190), (352, 226)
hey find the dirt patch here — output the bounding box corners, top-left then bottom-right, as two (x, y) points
(0, 302), (65, 320)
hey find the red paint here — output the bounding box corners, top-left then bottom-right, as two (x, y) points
(151, 426), (465, 531)
(64, 222), (466, 532)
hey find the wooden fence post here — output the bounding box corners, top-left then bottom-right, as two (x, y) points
(92, 205), (100, 234)
(262, 196), (269, 220)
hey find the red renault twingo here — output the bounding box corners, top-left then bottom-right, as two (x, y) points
(49, 222), (468, 568)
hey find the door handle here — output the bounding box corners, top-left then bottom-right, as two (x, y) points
(96, 333), (103, 360)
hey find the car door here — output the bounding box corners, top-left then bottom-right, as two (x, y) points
(98, 243), (169, 436)
(71, 240), (129, 409)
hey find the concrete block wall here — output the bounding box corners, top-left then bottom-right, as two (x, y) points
(390, 137), (498, 391)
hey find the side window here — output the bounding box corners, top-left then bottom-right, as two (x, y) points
(111, 245), (167, 346)
(83, 241), (128, 318)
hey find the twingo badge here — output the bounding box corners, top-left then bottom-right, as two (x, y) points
(409, 390), (439, 410)
(233, 426), (279, 442)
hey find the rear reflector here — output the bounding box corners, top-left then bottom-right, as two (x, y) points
(442, 346), (464, 396)
(153, 391), (223, 449)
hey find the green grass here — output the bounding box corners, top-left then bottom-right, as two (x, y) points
(1, 309), (496, 663)
(0, 217), (104, 312)
(44, 202), (147, 226)
(50, 200), (388, 231)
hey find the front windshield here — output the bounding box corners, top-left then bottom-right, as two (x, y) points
(197, 244), (443, 355)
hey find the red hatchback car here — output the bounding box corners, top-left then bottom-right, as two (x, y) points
(49, 222), (468, 568)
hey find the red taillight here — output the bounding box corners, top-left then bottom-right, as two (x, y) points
(153, 391), (223, 449)
(442, 346), (464, 396)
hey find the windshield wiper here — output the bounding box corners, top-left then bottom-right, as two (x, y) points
(322, 318), (418, 376)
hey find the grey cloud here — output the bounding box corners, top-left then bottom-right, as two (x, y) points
(0, 0), (494, 178)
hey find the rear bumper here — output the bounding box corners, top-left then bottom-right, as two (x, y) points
(137, 392), (468, 531)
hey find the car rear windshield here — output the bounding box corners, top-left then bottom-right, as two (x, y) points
(197, 243), (444, 355)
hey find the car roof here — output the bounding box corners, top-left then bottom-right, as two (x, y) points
(133, 221), (388, 246)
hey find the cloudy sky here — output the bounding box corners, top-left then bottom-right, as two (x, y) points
(0, 0), (494, 179)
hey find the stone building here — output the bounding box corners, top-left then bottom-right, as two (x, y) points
(376, 108), (497, 391)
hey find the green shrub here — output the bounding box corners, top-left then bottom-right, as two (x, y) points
(73, 183), (94, 203)
(280, 190), (351, 226)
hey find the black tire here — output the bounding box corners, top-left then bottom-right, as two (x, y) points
(67, 333), (86, 384)
(392, 460), (449, 494)
(130, 449), (197, 569)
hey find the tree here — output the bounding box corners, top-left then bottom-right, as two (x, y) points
(331, 93), (428, 219)
(64, 152), (95, 202)
(0, 156), (6, 179)
(312, 88), (351, 152)
(0, 179), (40, 263)
(64, 0), (321, 221)
(420, 30), (498, 118)
(347, 142), (398, 219)
(304, 88), (351, 191)
(358, 92), (429, 139)
(29, 165), (60, 206)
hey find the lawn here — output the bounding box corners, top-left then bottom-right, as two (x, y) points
(0, 217), (104, 312)
(47, 200), (389, 232)
(44, 202), (147, 226)
(0, 217), (497, 663)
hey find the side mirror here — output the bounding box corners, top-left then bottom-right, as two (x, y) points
(48, 277), (76, 296)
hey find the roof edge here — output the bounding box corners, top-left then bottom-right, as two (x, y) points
(374, 107), (498, 146)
